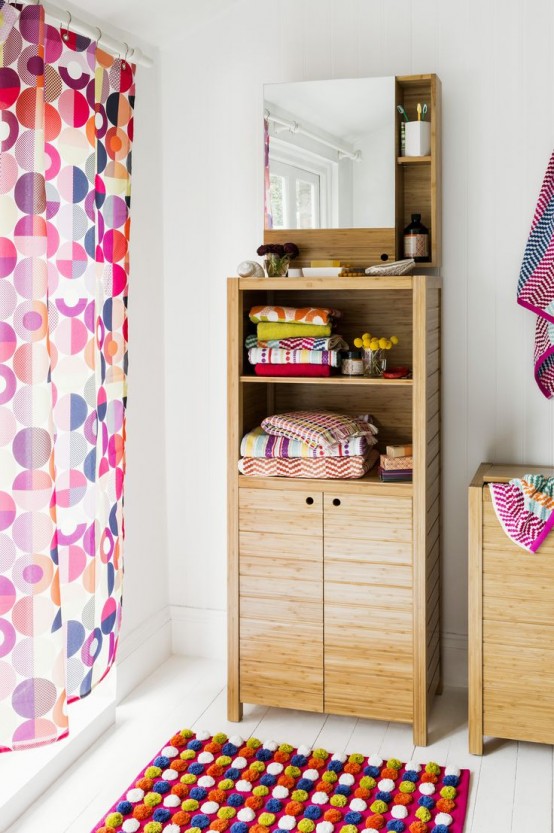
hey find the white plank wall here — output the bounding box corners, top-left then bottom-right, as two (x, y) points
(161, 0), (554, 684)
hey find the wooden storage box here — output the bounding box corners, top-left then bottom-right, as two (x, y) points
(469, 463), (554, 754)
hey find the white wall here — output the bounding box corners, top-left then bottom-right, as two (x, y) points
(162, 0), (554, 684)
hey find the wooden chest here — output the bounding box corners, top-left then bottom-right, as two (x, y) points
(469, 463), (554, 754)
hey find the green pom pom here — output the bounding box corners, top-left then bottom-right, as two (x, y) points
(348, 754), (364, 765)
(216, 756), (232, 767)
(180, 729), (194, 739)
(440, 786), (456, 799)
(182, 799), (200, 812)
(251, 761), (266, 773)
(181, 750), (196, 761)
(292, 790), (308, 802)
(370, 801), (388, 814)
(298, 820), (315, 833)
(425, 762), (441, 775)
(145, 766), (162, 778)
(279, 743), (294, 754)
(322, 772), (338, 784)
(415, 807), (431, 822)
(285, 766), (301, 779)
(399, 782), (415, 794)
(218, 779), (234, 791)
(386, 758), (402, 771)
(312, 748), (329, 760)
(253, 786), (269, 797)
(247, 737), (262, 749)
(213, 733), (228, 744)
(105, 813), (123, 828)
(218, 808), (236, 819)
(144, 824), (162, 833)
(181, 774), (197, 784)
(144, 792), (162, 808)
(187, 828), (202, 833)
(330, 795), (347, 808)
(359, 776), (376, 790)
(340, 826), (358, 833)
(259, 813), (276, 826)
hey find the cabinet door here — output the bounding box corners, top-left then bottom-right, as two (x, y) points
(323, 492), (414, 722)
(239, 487), (324, 712)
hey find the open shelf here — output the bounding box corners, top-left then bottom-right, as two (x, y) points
(240, 375), (413, 386)
(237, 470), (413, 493)
(397, 155), (431, 165)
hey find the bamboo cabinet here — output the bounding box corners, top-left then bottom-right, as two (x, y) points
(228, 275), (441, 746)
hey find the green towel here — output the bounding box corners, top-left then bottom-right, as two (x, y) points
(257, 322), (332, 340)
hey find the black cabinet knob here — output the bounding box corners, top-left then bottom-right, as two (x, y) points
(332, 498), (341, 507)
(306, 496), (314, 505)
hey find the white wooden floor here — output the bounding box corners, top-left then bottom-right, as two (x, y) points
(7, 656), (554, 833)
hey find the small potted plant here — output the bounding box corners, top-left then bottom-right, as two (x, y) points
(353, 332), (399, 377)
(257, 242), (299, 277)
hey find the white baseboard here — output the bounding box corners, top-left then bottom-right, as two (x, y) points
(117, 605), (172, 701)
(171, 605), (227, 661)
(170, 607), (469, 689)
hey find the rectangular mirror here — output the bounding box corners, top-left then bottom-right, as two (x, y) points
(264, 76), (396, 231)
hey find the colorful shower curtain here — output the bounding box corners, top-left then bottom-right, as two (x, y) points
(0, 2), (134, 751)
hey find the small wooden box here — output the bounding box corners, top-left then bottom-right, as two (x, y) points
(468, 463), (554, 754)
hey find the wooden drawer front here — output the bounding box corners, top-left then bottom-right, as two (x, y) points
(324, 554), (413, 722)
(323, 493), (413, 555)
(239, 487), (322, 536)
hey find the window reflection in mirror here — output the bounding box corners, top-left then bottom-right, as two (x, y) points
(264, 76), (395, 231)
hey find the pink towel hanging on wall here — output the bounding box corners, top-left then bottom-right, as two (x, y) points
(517, 151), (554, 398)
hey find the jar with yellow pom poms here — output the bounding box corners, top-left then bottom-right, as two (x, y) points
(353, 333), (399, 378)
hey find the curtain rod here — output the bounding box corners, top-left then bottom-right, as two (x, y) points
(265, 110), (361, 162)
(37, 1), (154, 68)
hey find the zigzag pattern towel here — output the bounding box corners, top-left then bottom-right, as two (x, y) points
(490, 473), (554, 552)
(518, 151), (554, 397)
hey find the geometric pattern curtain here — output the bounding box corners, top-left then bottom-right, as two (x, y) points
(0, 2), (134, 751)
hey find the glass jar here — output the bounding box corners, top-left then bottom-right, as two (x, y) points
(341, 350), (364, 376)
(362, 348), (387, 378)
(403, 213), (429, 261)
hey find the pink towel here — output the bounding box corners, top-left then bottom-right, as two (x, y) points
(254, 364), (331, 377)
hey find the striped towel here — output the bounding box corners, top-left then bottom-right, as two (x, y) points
(248, 348), (342, 367)
(490, 473), (554, 552)
(249, 305), (341, 326)
(240, 426), (374, 458)
(517, 151), (554, 397)
(244, 335), (348, 351)
(238, 449), (379, 479)
(257, 322), (332, 340)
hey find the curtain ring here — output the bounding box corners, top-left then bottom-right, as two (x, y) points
(122, 42), (130, 69)
(62, 10), (72, 42)
(95, 27), (102, 48)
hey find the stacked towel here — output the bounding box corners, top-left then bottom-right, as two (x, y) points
(246, 306), (346, 376)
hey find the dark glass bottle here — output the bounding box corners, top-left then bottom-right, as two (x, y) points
(403, 213), (429, 261)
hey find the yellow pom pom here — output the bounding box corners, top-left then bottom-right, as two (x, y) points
(415, 807), (431, 822)
(390, 335), (399, 345)
(353, 338), (363, 348)
(369, 339), (379, 351)
(425, 762), (441, 776)
(378, 337), (388, 350)
(384, 340), (392, 350)
(362, 332), (370, 341)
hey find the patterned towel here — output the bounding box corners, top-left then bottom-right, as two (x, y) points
(490, 473), (554, 552)
(248, 348), (342, 367)
(240, 426), (374, 458)
(254, 364), (331, 377)
(238, 449), (379, 479)
(261, 411), (378, 449)
(250, 305), (341, 326)
(517, 151), (554, 397)
(244, 334), (349, 351)
(257, 322), (332, 340)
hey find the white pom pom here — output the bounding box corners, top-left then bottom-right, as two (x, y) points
(126, 788), (144, 803)
(162, 769), (178, 780)
(278, 815), (297, 830)
(338, 773), (354, 786)
(198, 751), (214, 764)
(238, 808), (256, 822)
(349, 799), (367, 812)
(331, 752), (347, 763)
(163, 826), (181, 833)
(445, 766), (460, 777)
(272, 785), (289, 799)
(198, 776), (216, 788)
(302, 769), (319, 781)
(236, 779), (252, 792)
(316, 823), (334, 833)
(297, 744), (311, 756)
(405, 761), (422, 773)
(263, 739), (278, 751)
(196, 730), (211, 741)
(435, 813), (453, 826)
(391, 806), (408, 820)
(161, 746), (179, 758)
(312, 791), (329, 805)
(164, 795), (181, 808)
(377, 778), (395, 792)
(367, 755), (383, 767)
(419, 782), (436, 795)
(122, 821), (140, 833)
(201, 801), (220, 814)
(267, 762), (284, 775)
(233, 757), (248, 770)
(229, 735), (244, 746)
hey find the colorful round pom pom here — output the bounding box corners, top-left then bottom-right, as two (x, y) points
(192, 815), (212, 829)
(327, 761), (344, 773)
(237, 809), (255, 822)
(143, 823), (162, 833)
(365, 815), (385, 830)
(408, 823), (428, 833)
(418, 783), (435, 796)
(298, 820), (315, 833)
(247, 738), (262, 749)
(279, 744), (295, 754)
(385, 822), (405, 832)
(415, 807), (431, 822)
(330, 795), (347, 808)
(219, 780), (235, 791)
(267, 763), (284, 776)
(303, 806), (322, 820)
(201, 802), (220, 815)
(260, 774), (277, 788)
(292, 755), (309, 767)
(402, 772), (419, 783)
(364, 767), (381, 779)
(258, 813), (276, 826)
(312, 792), (329, 805)
(434, 813), (453, 827)
(442, 775), (459, 788)
(391, 806), (408, 820)
(236, 780), (252, 792)
(432, 827), (448, 833)
(322, 772), (338, 784)
(122, 820), (141, 833)
(218, 808), (236, 820)
(266, 799), (283, 813)
(292, 790), (309, 802)
(146, 767), (163, 779)
(439, 787), (456, 800)
(182, 751), (197, 761)
(273, 786), (290, 799)
(152, 809), (171, 823)
(231, 823), (249, 833)
(144, 793), (162, 808)
(399, 782), (415, 794)
(425, 763), (440, 776)
(349, 799), (367, 812)
(316, 823), (334, 833)
(359, 777), (376, 790)
(106, 813), (124, 828)
(369, 801), (388, 814)
(278, 816), (296, 831)
(117, 801), (133, 815)
(418, 796), (435, 809)
(338, 774), (355, 786)
(340, 825), (358, 833)
(335, 786), (351, 797)
(344, 812), (362, 824)
(312, 749), (329, 761)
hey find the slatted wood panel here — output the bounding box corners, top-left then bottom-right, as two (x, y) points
(482, 491), (554, 744)
(238, 488), (324, 712)
(264, 228), (396, 269)
(323, 492), (414, 722)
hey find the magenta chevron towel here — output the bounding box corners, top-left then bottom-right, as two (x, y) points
(490, 474), (554, 552)
(518, 152), (554, 397)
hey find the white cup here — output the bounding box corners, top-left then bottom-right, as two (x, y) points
(405, 121), (431, 156)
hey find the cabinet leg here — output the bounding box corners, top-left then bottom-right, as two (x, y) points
(227, 691), (243, 722)
(413, 720), (427, 747)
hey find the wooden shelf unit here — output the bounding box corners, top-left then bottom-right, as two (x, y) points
(228, 274), (442, 746)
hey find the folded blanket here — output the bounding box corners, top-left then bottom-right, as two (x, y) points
(238, 449), (379, 479)
(245, 334), (349, 351)
(257, 322), (332, 340)
(254, 364), (331, 377)
(261, 411), (378, 449)
(490, 473), (554, 552)
(250, 305), (341, 326)
(240, 426), (374, 458)
(248, 348), (342, 367)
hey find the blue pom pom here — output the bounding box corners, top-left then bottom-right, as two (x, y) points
(418, 795), (435, 809)
(190, 787), (208, 800)
(187, 740), (203, 751)
(296, 778), (314, 792)
(344, 812), (363, 824)
(116, 801), (132, 815)
(376, 791), (392, 803)
(402, 770), (419, 782)
(327, 760), (344, 773)
(153, 781), (171, 795)
(256, 748), (273, 762)
(265, 799), (282, 813)
(334, 784), (351, 796)
(153, 808), (172, 823)
(231, 824), (249, 833)
(188, 763), (205, 775)
(222, 742), (239, 756)
(153, 756), (170, 769)
(291, 754), (308, 767)
(191, 814), (211, 829)
(303, 806), (322, 820)
(225, 768), (241, 781)
(364, 765), (381, 778)
(443, 775), (459, 787)
(433, 827), (449, 833)
(260, 774), (277, 787)
(227, 794), (245, 807)
(386, 822), (405, 832)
